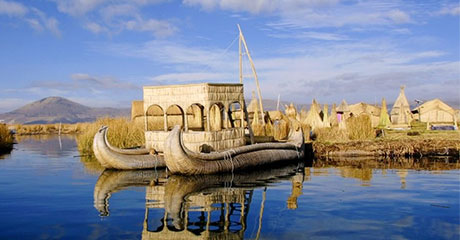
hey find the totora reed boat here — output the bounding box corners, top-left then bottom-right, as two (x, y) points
(164, 125), (304, 175)
(93, 126), (166, 170)
(92, 26), (305, 174)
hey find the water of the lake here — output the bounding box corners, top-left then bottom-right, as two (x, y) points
(0, 135), (459, 239)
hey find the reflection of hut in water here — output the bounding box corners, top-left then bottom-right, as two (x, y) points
(142, 166), (304, 240)
(339, 167), (373, 186)
(349, 102), (381, 128)
(390, 86), (412, 128)
(396, 169), (408, 189)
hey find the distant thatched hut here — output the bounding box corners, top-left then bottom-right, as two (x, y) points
(390, 86), (412, 128)
(349, 102), (381, 128)
(322, 104), (330, 128)
(413, 99), (457, 125)
(302, 100), (323, 130)
(329, 103), (338, 127)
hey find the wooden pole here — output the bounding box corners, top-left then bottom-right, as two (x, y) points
(238, 24), (265, 125)
(239, 30), (243, 84)
(277, 94), (280, 111)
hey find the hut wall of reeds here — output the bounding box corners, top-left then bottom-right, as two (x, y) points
(143, 83), (247, 152)
(414, 99), (457, 124)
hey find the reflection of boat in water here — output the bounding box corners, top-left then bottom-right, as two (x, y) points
(93, 163), (305, 239)
(164, 125), (304, 174)
(93, 126), (166, 170)
(94, 169), (166, 216)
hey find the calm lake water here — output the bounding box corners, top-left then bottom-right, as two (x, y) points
(0, 135), (459, 239)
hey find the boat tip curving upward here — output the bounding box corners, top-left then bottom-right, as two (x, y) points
(93, 126), (166, 170)
(163, 125), (305, 175)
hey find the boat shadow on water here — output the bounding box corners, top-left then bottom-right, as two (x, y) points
(93, 162), (306, 239)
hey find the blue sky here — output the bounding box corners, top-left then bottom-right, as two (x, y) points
(0, 0), (459, 112)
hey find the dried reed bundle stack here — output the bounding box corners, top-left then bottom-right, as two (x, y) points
(322, 104), (330, 128)
(378, 98), (391, 128)
(329, 103), (338, 127)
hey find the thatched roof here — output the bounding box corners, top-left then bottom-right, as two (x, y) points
(390, 86), (412, 125)
(302, 100), (323, 130)
(337, 100), (350, 113)
(349, 102), (381, 117)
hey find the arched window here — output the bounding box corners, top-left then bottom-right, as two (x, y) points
(166, 105), (184, 130)
(186, 104), (204, 131)
(209, 103), (224, 131)
(146, 105), (164, 131)
(228, 101), (244, 128)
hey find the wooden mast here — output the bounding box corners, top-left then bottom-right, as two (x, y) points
(238, 24), (265, 125)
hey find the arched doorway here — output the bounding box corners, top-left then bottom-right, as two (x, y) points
(186, 104), (204, 131)
(166, 105), (184, 130)
(146, 105), (164, 131)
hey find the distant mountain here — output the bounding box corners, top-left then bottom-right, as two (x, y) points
(0, 97), (130, 124)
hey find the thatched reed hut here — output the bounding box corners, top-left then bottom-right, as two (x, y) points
(329, 103), (338, 127)
(349, 102), (381, 127)
(390, 86), (412, 128)
(302, 100), (323, 130)
(413, 99), (457, 125)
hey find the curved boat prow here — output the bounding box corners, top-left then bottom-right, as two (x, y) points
(164, 125), (304, 175)
(93, 126), (166, 170)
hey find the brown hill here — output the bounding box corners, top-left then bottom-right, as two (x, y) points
(0, 97), (130, 124)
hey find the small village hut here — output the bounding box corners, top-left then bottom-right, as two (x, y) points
(413, 98), (457, 125)
(322, 104), (330, 128)
(390, 86), (412, 127)
(329, 103), (338, 127)
(302, 100), (323, 130)
(349, 102), (381, 127)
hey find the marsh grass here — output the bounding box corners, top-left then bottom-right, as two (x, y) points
(75, 117), (145, 156)
(13, 123), (86, 135)
(0, 124), (14, 152)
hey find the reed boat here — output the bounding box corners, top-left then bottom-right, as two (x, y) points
(93, 126), (166, 170)
(163, 125), (304, 175)
(92, 26), (305, 173)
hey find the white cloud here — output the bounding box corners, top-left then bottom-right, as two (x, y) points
(0, 98), (30, 113)
(120, 17), (177, 37)
(70, 73), (139, 89)
(149, 72), (230, 83)
(387, 9), (411, 24)
(437, 4), (460, 16)
(0, 2), (60, 36)
(97, 37), (459, 105)
(0, 0), (27, 17)
(49, 0), (176, 37)
(85, 21), (108, 34)
(268, 31), (349, 41)
(183, 0), (339, 14)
